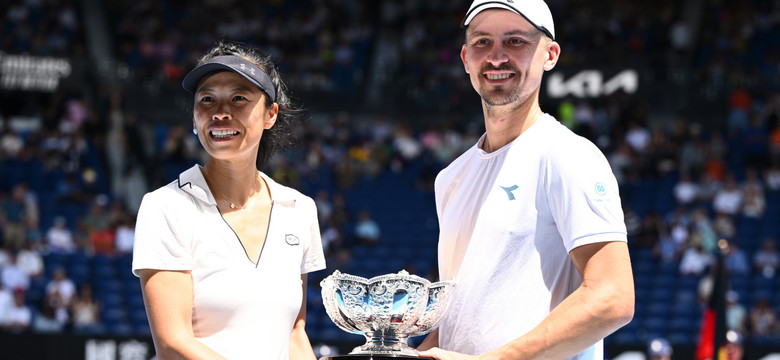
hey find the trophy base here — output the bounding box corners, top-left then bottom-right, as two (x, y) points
(320, 355), (423, 360)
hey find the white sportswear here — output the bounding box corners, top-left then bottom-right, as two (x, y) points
(435, 114), (627, 359)
(133, 165), (325, 360)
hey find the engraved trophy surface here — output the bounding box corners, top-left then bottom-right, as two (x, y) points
(320, 270), (455, 359)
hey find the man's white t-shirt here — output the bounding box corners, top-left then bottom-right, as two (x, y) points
(434, 114), (627, 359)
(132, 165), (326, 360)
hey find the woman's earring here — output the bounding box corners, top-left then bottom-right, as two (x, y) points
(192, 129), (197, 135)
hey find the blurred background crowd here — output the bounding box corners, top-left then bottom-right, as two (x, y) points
(0, 0), (779, 357)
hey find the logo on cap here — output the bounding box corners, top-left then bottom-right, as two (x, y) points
(239, 63), (256, 76)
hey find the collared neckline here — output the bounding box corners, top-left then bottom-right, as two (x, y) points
(176, 164), (296, 207)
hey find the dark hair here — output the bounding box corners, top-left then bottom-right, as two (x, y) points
(195, 40), (302, 167)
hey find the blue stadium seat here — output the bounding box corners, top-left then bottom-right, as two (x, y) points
(126, 293), (145, 312)
(667, 331), (694, 345)
(609, 330), (639, 345)
(67, 264), (90, 287)
(645, 302), (670, 318)
(129, 308), (149, 327)
(133, 324), (152, 337)
(316, 327), (344, 343)
(101, 307), (126, 327)
(648, 287), (674, 303)
(643, 317), (668, 333)
(106, 322), (133, 336)
(673, 289), (698, 306)
(750, 275), (774, 292)
(669, 317), (696, 332)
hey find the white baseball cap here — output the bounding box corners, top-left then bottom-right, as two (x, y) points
(462, 0), (556, 40)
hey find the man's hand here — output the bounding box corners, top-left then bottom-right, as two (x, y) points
(418, 348), (481, 360)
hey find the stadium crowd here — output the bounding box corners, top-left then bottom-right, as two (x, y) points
(0, 0), (779, 351)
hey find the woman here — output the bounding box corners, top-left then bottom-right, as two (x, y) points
(132, 41), (325, 359)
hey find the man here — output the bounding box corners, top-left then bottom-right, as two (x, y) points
(647, 338), (673, 360)
(418, 1), (635, 359)
(723, 330), (744, 360)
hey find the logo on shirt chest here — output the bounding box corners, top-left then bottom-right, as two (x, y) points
(499, 185), (519, 201)
(285, 234), (300, 246)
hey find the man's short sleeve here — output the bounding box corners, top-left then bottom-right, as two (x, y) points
(546, 137), (627, 252)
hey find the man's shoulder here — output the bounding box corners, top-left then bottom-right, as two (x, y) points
(436, 144), (480, 176)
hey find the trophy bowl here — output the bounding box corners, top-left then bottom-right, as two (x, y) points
(320, 270), (455, 357)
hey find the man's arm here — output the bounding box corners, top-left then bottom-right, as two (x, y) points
(420, 241), (634, 360)
(417, 327), (439, 351)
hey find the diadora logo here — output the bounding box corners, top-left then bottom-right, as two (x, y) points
(595, 182), (607, 196)
(500, 185), (519, 201)
(285, 234), (300, 246)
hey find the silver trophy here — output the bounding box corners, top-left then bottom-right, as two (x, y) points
(320, 270), (455, 359)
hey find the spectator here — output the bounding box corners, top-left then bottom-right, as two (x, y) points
(653, 233), (682, 265)
(723, 242), (750, 276)
(0, 183), (34, 251)
(314, 190), (334, 224)
(691, 207), (719, 253)
(71, 283), (102, 333)
(0, 252), (30, 292)
(393, 124), (423, 164)
(32, 298), (64, 334)
(713, 174), (744, 216)
(765, 160), (780, 191)
(320, 219), (343, 257)
(712, 212), (736, 242)
(45, 268), (76, 309)
(753, 238), (780, 278)
(749, 297), (778, 340)
(741, 184), (766, 218)
(16, 241), (44, 279)
(80, 196), (112, 236)
(0, 245), (8, 268)
(647, 337), (672, 360)
(353, 210), (381, 246)
(633, 212), (665, 248)
(45, 268), (76, 327)
(0, 128), (24, 158)
(89, 222), (115, 256)
(679, 130), (708, 176)
(0, 289), (31, 333)
(113, 214), (135, 255)
(742, 168), (765, 195)
(0, 280), (13, 326)
(679, 244), (714, 277)
(673, 173), (700, 206)
(625, 120), (651, 154)
(45, 216), (76, 253)
(668, 217), (691, 249)
(698, 172), (723, 204)
(725, 291), (748, 333)
(724, 330), (745, 360)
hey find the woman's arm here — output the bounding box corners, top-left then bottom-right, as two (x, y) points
(290, 273), (317, 360)
(139, 269), (227, 360)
